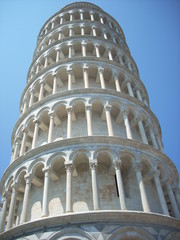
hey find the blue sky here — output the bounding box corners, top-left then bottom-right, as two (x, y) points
(0, 0), (179, 185)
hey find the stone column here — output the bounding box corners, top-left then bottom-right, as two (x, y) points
(166, 182), (180, 219)
(48, 37), (52, 45)
(92, 26), (96, 36)
(60, 16), (63, 24)
(90, 11), (94, 21)
(23, 100), (27, 113)
(0, 193), (9, 233)
(68, 44), (73, 58)
(82, 42), (87, 57)
(156, 135), (164, 152)
(29, 89), (34, 107)
(136, 88), (143, 101)
(108, 49), (113, 61)
(100, 15), (104, 24)
(138, 118), (148, 144)
(127, 62), (132, 71)
(80, 12), (84, 20)
(38, 81), (44, 101)
(135, 163), (151, 212)
(113, 73), (121, 92)
(69, 27), (73, 37)
(174, 187), (180, 209)
(48, 112), (54, 143)
(51, 20), (54, 29)
(147, 125), (158, 149)
(44, 55), (49, 68)
(56, 50), (60, 62)
(90, 162), (100, 210)
(83, 65), (89, 88)
(19, 128), (27, 156)
(95, 44), (100, 58)
(20, 175), (32, 224)
(126, 81), (134, 97)
(36, 63), (40, 74)
(98, 67), (105, 89)
(118, 53), (124, 65)
(65, 164), (73, 212)
(70, 13), (74, 21)
(86, 104), (93, 136)
(42, 168), (50, 217)
(104, 105), (114, 136)
(114, 161), (127, 210)
(81, 25), (85, 35)
(13, 137), (20, 161)
(143, 98), (148, 106)
(103, 32), (108, 39)
(58, 31), (62, 40)
(66, 106), (72, 138)
(123, 111), (133, 139)
(32, 119), (39, 149)
(68, 68), (73, 90)
(52, 74), (57, 94)
(153, 170), (169, 215)
(6, 184), (17, 230)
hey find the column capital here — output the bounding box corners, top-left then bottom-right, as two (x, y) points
(22, 126), (27, 133)
(89, 162), (97, 170)
(48, 111), (55, 117)
(85, 104), (92, 110)
(98, 67), (104, 73)
(114, 161), (122, 170)
(66, 106), (73, 113)
(33, 118), (39, 124)
(133, 162), (142, 172)
(153, 169), (160, 178)
(39, 80), (45, 85)
(104, 104), (112, 112)
(65, 163), (73, 173)
(82, 41), (87, 46)
(83, 64), (89, 71)
(94, 43), (100, 48)
(42, 166), (51, 174)
(52, 72), (57, 77)
(67, 67), (73, 73)
(24, 174), (33, 184)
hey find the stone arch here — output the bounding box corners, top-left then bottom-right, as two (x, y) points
(165, 231), (180, 240)
(108, 226), (154, 240)
(28, 158), (45, 174)
(49, 228), (95, 240)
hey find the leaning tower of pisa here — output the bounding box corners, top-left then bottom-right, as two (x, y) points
(0, 2), (180, 239)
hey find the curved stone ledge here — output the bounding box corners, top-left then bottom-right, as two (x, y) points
(0, 211), (179, 240)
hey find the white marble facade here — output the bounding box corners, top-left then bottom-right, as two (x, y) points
(0, 2), (180, 239)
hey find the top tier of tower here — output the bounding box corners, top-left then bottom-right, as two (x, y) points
(25, 1), (142, 84)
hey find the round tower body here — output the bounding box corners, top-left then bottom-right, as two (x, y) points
(0, 2), (180, 240)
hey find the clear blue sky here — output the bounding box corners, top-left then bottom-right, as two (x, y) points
(0, 0), (180, 185)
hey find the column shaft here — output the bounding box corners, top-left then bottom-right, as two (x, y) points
(149, 127), (158, 149)
(48, 114), (54, 143)
(53, 75), (57, 94)
(20, 131), (27, 156)
(32, 121), (39, 149)
(90, 163), (100, 210)
(123, 113), (133, 139)
(6, 186), (17, 230)
(0, 197), (8, 233)
(135, 167), (150, 212)
(67, 107), (72, 138)
(86, 105), (92, 136)
(83, 68), (89, 88)
(65, 165), (73, 212)
(68, 70), (72, 90)
(138, 120), (148, 144)
(167, 183), (180, 219)
(99, 69), (105, 89)
(114, 75), (121, 92)
(153, 172), (169, 215)
(127, 81), (134, 97)
(105, 105), (114, 136)
(114, 163), (127, 210)
(39, 82), (44, 101)
(20, 177), (31, 223)
(42, 170), (50, 217)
